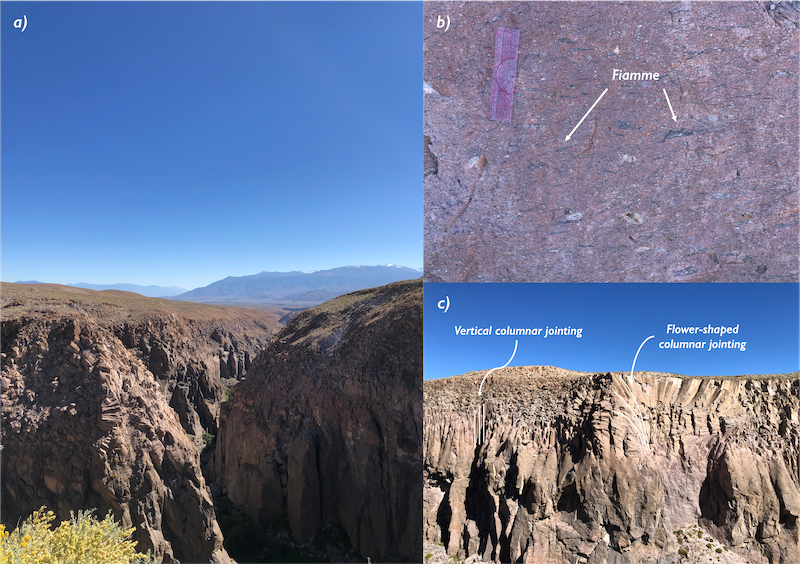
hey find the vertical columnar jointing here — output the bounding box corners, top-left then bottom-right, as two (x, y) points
(481, 403), (485, 444)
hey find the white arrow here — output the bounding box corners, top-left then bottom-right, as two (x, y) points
(629, 335), (655, 385)
(565, 88), (608, 141)
(478, 340), (518, 396)
(663, 88), (677, 122)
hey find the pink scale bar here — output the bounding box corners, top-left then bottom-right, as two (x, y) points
(489, 27), (520, 123)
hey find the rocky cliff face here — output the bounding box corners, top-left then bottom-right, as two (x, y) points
(424, 367), (799, 564)
(114, 311), (266, 438)
(1, 283), (279, 562)
(214, 279), (423, 562)
(120, 310), (270, 437)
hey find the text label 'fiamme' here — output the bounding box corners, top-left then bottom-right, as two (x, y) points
(612, 69), (660, 81)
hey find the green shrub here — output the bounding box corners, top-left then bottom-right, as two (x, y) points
(201, 433), (215, 446)
(0, 506), (149, 563)
(425, 554), (433, 561)
(707, 543), (712, 549)
(678, 548), (689, 558)
(716, 548), (723, 554)
(223, 388), (231, 401)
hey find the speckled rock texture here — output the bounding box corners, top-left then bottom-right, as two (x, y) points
(424, 367), (799, 564)
(214, 280), (423, 562)
(423, 1), (799, 283)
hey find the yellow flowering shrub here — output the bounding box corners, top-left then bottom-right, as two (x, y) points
(0, 507), (150, 564)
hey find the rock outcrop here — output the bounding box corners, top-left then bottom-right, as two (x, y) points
(423, 2), (799, 283)
(424, 367), (799, 564)
(109, 302), (273, 436)
(214, 279), (423, 562)
(1, 283), (279, 562)
(3, 283), (276, 440)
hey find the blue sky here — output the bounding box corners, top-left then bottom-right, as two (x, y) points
(2, 2), (420, 290)
(424, 284), (800, 379)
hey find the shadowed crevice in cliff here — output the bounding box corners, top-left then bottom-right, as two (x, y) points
(465, 448), (498, 561)
(699, 444), (734, 530)
(557, 480), (581, 515)
(424, 367), (799, 564)
(437, 486), (455, 550)
(212, 495), (360, 563)
(213, 279), (422, 562)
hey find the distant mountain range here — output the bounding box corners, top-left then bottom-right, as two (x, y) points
(172, 265), (421, 306)
(11, 265), (422, 306)
(67, 283), (187, 297)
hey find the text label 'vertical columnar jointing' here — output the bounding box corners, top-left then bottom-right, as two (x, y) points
(489, 27), (520, 122)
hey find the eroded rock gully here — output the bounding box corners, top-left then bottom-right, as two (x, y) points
(424, 367), (799, 563)
(104, 308), (272, 438)
(1, 283), (276, 562)
(423, 1), (799, 282)
(213, 279), (423, 562)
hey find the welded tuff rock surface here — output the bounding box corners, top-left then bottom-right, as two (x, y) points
(424, 367), (799, 564)
(423, 2), (799, 282)
(214, 279), (423, 562)
(0, 284), (275, 562)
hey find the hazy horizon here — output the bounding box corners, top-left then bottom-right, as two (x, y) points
(4, 263), (423, 292)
